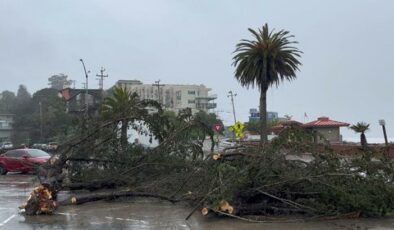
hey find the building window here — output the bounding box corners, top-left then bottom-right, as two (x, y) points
(188, 90), (195, 95)
(188, 100), (195, 104)
(176, 91), (182, 100)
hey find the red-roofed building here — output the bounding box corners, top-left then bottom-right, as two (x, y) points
(271, 120), (303, 135)
(303, 117), (349, 143)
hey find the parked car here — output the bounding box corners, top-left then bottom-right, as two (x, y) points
(0, 142), (13, 150)
(47, 142), (59, 151)
(31, 143), (48, 150)
(0, 149), (50, 175)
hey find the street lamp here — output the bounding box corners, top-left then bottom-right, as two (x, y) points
(79, 59), (89, 117)
(39, 101), (43, 142)
(379, 119), (389, 146)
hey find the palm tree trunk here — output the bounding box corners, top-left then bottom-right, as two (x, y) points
(360, 132), (367, 150)
(259, 89), (268, 144)
(121, 120), (128, 151)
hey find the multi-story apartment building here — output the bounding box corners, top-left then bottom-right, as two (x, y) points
(115, 80), (217, 113)
(0, 114), (13, 142)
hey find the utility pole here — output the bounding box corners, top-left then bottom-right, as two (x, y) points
(79, 59), (89, 117)
(152, 80), (165, 105)
(39, 101), (43, 142)
(227, 91), (237, 124)
(96, 67), (108, 90)
(379, 119), (389, 146)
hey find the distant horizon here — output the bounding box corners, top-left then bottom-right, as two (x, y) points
(343, 137), (393, 144)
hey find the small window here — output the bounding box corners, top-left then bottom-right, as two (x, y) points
(188, 100), (195, 104)
(188, 90), (195, 95)
(176, 91), (182, 100)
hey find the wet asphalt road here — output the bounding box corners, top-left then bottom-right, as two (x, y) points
(1, 174), (394, 229)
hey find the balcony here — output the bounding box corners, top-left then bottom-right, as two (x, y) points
(195, 94), (217, 101)
(196, 103), (217, 110)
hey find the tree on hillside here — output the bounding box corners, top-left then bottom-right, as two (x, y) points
(350, 122), (370, 149)
(48, 74), (72, 90)
(0, 90), (16, 113)
(11, 85), (33, 145)
(233, 23), (302, 143)
(30, 88), (74, 142)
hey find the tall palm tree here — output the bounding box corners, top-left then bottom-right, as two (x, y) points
(350, 122), (370, 149)
(233, 23), (302, 143)
(102, 86), (154, 150)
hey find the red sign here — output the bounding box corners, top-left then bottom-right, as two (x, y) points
(213, 124), (222, 132)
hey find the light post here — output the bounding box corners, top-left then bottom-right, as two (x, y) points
(79, 59), (89, 117)
(39, 101), (43, 142)
(379, 119), (389, 146)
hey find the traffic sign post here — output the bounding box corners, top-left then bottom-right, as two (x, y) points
(213, 124), (222, 133)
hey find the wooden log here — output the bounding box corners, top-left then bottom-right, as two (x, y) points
(62, 179), (126, 191)
(57, 188), (179, 206)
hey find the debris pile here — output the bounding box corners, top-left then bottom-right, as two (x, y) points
(20, 93), (394, 221)
(20, 185), (56, 215)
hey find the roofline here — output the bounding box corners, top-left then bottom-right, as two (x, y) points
(303, 124), (350, 128)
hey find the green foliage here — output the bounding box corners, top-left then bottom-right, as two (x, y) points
(194, 111), (223, 132)
(101, 86), (161, 149)
(42, 92), (393, 219)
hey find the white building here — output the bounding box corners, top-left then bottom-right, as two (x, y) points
(115, 80), (217, 113)
(0, 114), (13, 142)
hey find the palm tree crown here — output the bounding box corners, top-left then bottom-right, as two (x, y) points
(233, 23), (302, 143)
(102, 86), (159, 151)
(350, 122), (370, 149)
(102, 86), (143, 120)
(350, 122), (370, 134)
(233, 23), (302, 90)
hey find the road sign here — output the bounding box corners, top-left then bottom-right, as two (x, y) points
(213, 124), (222, 132)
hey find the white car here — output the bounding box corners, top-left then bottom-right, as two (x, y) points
(0, 142), (13, 150)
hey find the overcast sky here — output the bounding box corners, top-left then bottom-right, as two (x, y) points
(0, 0), (393, 141)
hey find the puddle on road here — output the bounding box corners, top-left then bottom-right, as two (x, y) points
(16, 199), (394, 230)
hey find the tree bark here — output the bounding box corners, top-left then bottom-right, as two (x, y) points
(259, 89), (268, 144)
(57, 189), (179, 206)
(360, 132), (368, 150)
(121, 120), (128, 151)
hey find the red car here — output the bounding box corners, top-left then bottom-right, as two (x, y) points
(0, 149), (50, 175)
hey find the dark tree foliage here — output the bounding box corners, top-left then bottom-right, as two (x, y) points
(48, 74), (72, 90)
(8, 86), (75, 145)
(0, 90), (16, 113)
